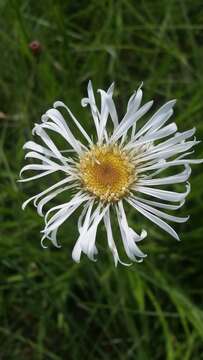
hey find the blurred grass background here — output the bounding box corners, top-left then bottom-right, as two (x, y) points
(0, 0), (203, 359)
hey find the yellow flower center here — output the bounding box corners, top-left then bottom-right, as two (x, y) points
(79, 145), (136, 202)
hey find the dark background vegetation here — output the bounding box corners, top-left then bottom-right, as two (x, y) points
(0, 0), (203, 359)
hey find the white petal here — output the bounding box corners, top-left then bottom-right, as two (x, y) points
(136, 141), (199, 164)
(44, 192), (88, 227)
(103, 208), (131, 267)
(116, 201), (147, 262)
(100, 83), (118, 128)
(129, 198), (189, 223)
(45, 228), (61, 248)
(128, 83), (143, 138)
(133, 99), (176, 140)
(111, 100), (154, 142)
(97, 90), (111, 142)
(23, 141), (56, 159)
(33, 126), (67, 161)
(128, 84), (143, 113)
(78, 201), (95, 234)
(18, 170), (56, 182)
(153, 128), (196, 152)
(97, 86), (118, 142)
(137, 157), (203, 174)
(20, 164), (55, 175)
(44, 206), (78, 234)
(81, 80), (100, 135)
(135, 184), (190, 202)
(37, 184), (75, 216)
(53, 103), (93, 145)
(129, 123), (177, 148)
(24, 151), (69, 167)
(36, 119), (82, 155)
(43, 194), (89, 241)
(138, 165), (191, 186)
(72, 204), (109, 262)
(80, 205), (109, 260)
(22, 177), (75, 210)
(130, 195), (185, 211)
(42, 109), (68, 134)
(127, 198), (180, 240)
(71, 240), (82, 263)
(121, 83), (144, 137)
(72, 201), (95, 262)
(24, 151), (76, 177)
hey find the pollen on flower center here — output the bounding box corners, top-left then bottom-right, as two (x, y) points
(79, 145), (136, 202)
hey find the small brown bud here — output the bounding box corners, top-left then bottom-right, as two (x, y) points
(28, 40), (42, 56)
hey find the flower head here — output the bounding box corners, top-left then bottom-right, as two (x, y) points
(19, 82), (202, 266)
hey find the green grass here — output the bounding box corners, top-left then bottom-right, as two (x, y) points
(1, 0), (203, 359)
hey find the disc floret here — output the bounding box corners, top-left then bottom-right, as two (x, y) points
(79, 144), (136, 202)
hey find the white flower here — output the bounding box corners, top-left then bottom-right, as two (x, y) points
(19, 81), (202, 266)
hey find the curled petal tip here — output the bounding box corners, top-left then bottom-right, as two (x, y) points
(53, 242), (62, 249)
(41, 237), (48, 249)
(41, 114), (48, 122)
(137, 258), (144, 263)
(53, 101), (63, 108)
(81, 98), (89, 107)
